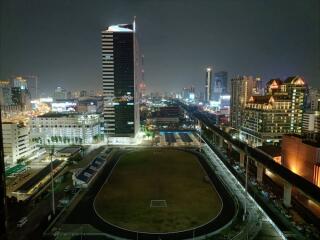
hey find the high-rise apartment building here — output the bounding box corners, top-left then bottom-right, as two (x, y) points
(240, 76), (306, 146)
(205, 67), (212, 103)
(101, 21), (141, 140)
(230, 76), (258, 129)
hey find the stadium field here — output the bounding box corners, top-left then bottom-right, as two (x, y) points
(94, 148), (222, 233)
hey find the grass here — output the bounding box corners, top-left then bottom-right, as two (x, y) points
(94, 148), (222, 233)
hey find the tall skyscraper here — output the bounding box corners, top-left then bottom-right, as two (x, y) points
(230, 76), (258, 129)
(212, 71), (228, 101)
(0, 110), (7, 240)
(102, 20), (141, 139)
(205, 67), (212, 103)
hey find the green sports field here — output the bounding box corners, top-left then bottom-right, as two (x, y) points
(94, 149), (222, 233)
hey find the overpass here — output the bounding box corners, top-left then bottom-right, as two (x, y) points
(180, 102), (320, 207)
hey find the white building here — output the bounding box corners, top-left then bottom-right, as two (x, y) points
(31, 113), (101, 145)
(302, 111), (320, 133)
(2, 122), (37, 165)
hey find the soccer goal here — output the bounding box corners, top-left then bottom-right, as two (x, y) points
(150, 200), (167, 208)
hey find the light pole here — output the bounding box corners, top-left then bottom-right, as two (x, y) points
(243, 145), (248, 221)
(49, 145), (56, 215)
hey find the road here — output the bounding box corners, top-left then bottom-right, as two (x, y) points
(6, 145), (106, 240)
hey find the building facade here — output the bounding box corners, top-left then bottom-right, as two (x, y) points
(212, 71), (228, 100)
(31, 113), (101, 145)
(0, 80), (12, 106)
(230, 76), (258, 129)
(240, 76), (306, 146)
(281, 134), (320, 187)
(2, 122), (37, 165)
(102, 21), (141, 140)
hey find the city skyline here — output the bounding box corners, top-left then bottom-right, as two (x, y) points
(1, 0), (319, 95)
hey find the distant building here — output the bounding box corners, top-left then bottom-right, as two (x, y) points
(102, 21), (141, 140)
(53, 87), (67, 100)
(204, 68), (212, 103)
(13, 76), (28, 89)
(80, 90), (88, 97)
(281, 134), (320, 187)
(230, 76), (258, 129)
(153, 106), (181, 125)
(2, 122), (37, 165)
(307, 88), (320, 111)
(212, 71), (228, 101)
(0, 80), (12, 106)
(77, 96), (103, 113)
(31, 113), (101, 145)
(11, 76), (31, 110)
(240, 76), (306, 146)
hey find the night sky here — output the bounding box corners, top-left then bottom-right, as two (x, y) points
(1, 0), (319, 95)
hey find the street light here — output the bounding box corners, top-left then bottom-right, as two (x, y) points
(49, 145), (56, 215)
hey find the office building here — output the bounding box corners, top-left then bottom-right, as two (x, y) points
(13, 76), (28, 89)
(31, 113), (101, 145)
(230, 76), (258, 129)
(308, 88), (320, 111)
(302, 111), (320, 133)
(204, 67), (212, 103)
(53, 87), (67, 100)
(212, 71), (228, 101)
(240, 76), (306, 146)
(101, 21), (141, 140)
(0, 80), (12, 106)
(2, 121), (37, 166)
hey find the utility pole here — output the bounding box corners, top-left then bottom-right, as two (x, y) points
(50, 145), (56, 215)
(243, 145), (249, 221)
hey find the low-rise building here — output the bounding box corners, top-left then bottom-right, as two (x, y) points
(2, 121), (38, 166)
(281, 134), (320, 187)
(31, 112), (101, 145)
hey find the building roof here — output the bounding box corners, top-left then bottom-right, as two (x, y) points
(57, 146), (81, 155)
(107, 24), (133, 32)
(284, 76), (305, 85)
(257, 145), (281, 157)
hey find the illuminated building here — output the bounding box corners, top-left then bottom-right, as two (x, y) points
(31, 113), (101, 145)
(240, 76), (306, 146)
(0, 80), (12, 106)
(307, 87), (320, 111)
(2, 121), (38, 165)
(303, 111), (320, 133)
(53, 86), (67, 100)
(11, 77), (31, 110)
(212, 71), (228, 101)
(13, 76), (28, 89)
(281, 134), (320, 187)
(230, 76), (259, 129)
(204, 67), (212, 103)
(102, 20), (141, 140)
